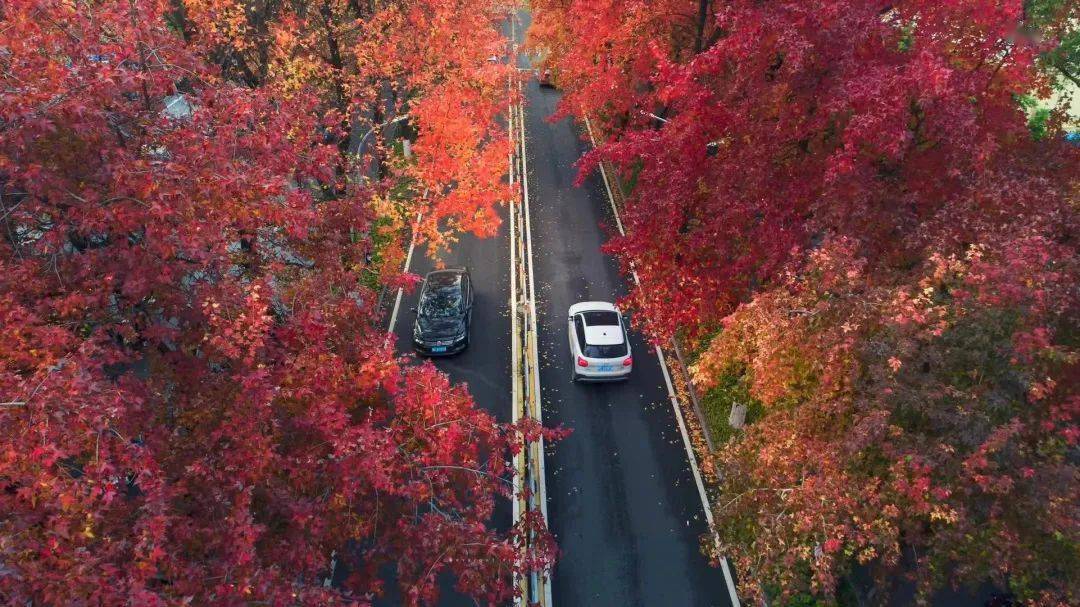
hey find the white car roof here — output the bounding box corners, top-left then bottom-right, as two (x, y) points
(583, 325), (623, 345)
(568, 301), (617, 316)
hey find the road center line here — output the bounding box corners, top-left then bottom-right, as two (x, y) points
(386, 210), (423, 337)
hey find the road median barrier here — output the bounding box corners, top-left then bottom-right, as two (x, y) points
(511, 92), (552, 607)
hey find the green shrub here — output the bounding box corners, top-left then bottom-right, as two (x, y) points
(700, 366), (764, 446)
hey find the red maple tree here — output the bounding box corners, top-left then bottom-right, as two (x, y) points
(0, 0), (549, 605)
(531, 0), (1078, 603)
(177, 0), (516, 252)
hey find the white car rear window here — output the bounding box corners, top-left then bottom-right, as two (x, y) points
(575, 313), (628, 359)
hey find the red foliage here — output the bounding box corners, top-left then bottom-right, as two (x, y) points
(0, 0), (548, 605)
(531, 0), (1078, 603)
(693, 240), (1079, 603)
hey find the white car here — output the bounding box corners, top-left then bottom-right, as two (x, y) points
(567, 301), (632, 382)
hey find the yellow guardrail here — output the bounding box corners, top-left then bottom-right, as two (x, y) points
(510, 87), (552, 606)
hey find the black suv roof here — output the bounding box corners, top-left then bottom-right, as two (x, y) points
(425, 268), (467, 285)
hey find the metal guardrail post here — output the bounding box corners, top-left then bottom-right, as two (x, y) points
(670, 338), (716, 452)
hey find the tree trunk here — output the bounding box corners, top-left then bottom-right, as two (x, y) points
(694, 0), (711, 54)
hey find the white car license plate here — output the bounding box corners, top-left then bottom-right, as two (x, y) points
(597, 365), (614, 372)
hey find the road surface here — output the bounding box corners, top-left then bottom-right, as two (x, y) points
(387, 10), (733, 606)
(511, 11), (733, 607)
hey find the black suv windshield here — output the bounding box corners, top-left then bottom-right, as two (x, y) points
(420, 286), (462, 318)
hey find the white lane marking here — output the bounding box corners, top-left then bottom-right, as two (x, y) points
(519, 86), (553, 607)
(386, 210), (422, 337)
(508, 21), (529, 603)
(521, 101), (545, 508)
(583, 118), (625, 236)
(583, 116), (741, 607)
(509, 96), (528, 605)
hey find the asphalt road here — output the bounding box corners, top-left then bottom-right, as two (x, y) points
(390, 212), (513, 430)
(514, 10), (733, 607)
(386, 182), (513, 607)
(353, 9), (1000, 607)
(378, 18), (518, 607)
(384, 11), (732, 606)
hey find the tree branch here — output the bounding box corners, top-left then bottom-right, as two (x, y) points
(1055, 62), (1080, 89)
(421, 465), (513, 487)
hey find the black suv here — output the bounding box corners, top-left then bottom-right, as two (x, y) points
(411, 269), (473, 355)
